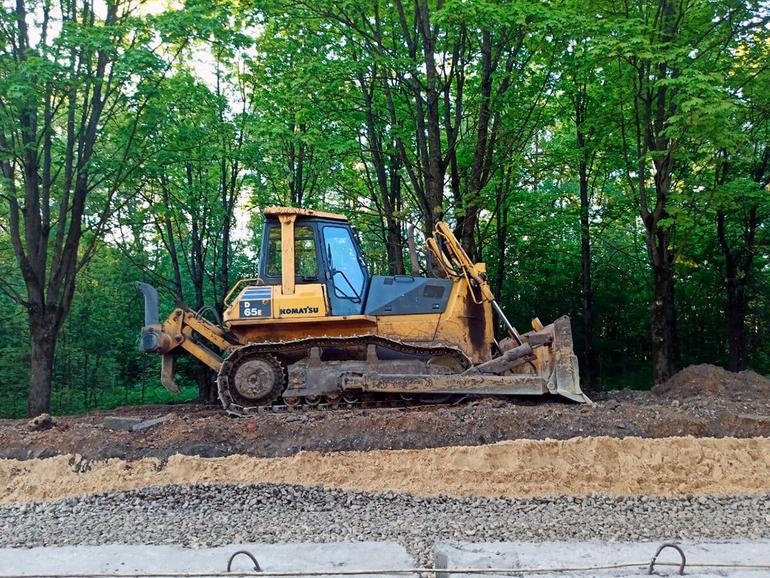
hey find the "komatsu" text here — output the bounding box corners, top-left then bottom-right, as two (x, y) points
(279, 306), (319, 315)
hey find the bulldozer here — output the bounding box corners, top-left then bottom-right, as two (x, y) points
(136, 206), (589, 416)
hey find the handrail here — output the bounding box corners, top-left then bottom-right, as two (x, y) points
(224, 278), (263, 307)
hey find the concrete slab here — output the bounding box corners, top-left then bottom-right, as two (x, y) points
(0, 542), (416, 577)
(435, 540), (770, 578)
(103, 415), (172, 432)
(103, 417), (144, 431)
(129, 415), (172, 432)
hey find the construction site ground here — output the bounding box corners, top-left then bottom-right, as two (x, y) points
(2, 364), (770, 462)
(2, 364), (770, 572)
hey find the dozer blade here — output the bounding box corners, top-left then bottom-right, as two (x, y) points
(550, 316), (591, 403)
(343, 315), (592, 404)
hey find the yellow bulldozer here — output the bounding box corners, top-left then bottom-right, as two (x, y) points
(136, 207), (589, 415)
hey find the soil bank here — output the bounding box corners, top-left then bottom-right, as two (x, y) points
(2, 435), (770, 504)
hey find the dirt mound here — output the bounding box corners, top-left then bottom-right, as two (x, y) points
(653, 364), (770, 400)
(4, 390), (770, 463)
(2, 436), (770, 504)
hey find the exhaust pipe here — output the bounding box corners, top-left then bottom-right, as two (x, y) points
(135, 282), (160, 326)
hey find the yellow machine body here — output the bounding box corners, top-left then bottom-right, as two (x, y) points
(222, 277), (492, 363)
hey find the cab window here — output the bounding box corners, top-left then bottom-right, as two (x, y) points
(323, 225), (365, 298)
(265, 224), (319, 280)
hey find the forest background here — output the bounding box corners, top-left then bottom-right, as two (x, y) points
(1, 0), (768, 417)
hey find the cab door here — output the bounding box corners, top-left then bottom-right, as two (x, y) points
(321, 224), (368, 316)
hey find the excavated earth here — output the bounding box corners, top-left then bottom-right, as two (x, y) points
(1, 364), (770, 461)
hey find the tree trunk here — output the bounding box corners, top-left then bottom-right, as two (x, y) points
(407, 224), (421, 275)
(718, 207), (755, 372)
(160, 173), (184, 300)
(388, 162), (405, 275)
(643, 155), (679, 385)
(493, 170), (512, 299)
(725, 273), (749, 372)
(461, 30), (493, 255)
(27, 320), (57, 416)
(494, 204), (508, 300)
(219, 206), (231, 317)
(385, 217), (405, 275)
(577, 130), (596, 389)
(416, 0), (444, 231)
(357, 72), (405, 276)
(197, 364), (216, 404)
(649, 256), (678, 384)
(188, 180), (213, 402)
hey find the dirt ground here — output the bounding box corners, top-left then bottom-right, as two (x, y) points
(2, 364), (770, 462)
(3, 436), (770, 504)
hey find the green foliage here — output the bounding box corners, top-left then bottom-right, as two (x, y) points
(1, 0), (769, 417)
(0, 244), (199, 418)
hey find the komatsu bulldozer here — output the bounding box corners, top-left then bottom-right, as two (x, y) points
(136, 207), (589, 415)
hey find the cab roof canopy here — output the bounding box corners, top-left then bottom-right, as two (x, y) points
(263, 206), (348, 222)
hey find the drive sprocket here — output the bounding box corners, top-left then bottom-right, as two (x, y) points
(218, 353), (284, 410)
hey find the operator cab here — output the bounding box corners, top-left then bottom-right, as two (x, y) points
(259, 207), (369, 316)
(250, 206), (453, 321)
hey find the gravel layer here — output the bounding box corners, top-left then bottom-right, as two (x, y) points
(1, 484), (769, 564)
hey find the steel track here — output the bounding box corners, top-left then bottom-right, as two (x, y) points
(217, 334), (471, 417)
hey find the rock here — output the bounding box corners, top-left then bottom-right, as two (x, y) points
(27, 413), (53, 431)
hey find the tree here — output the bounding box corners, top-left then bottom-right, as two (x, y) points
(243, 13), (350, 209)
(714, 71), (770, 370)
(113, 67), (252, 402)
(551, 9), (603, 388)
(0, 0), (170, 415)
(605, 0), (767, 383)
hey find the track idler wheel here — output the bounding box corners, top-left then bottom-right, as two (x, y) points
(227, 354), (284, 407)
(284, 396), (301, 407)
